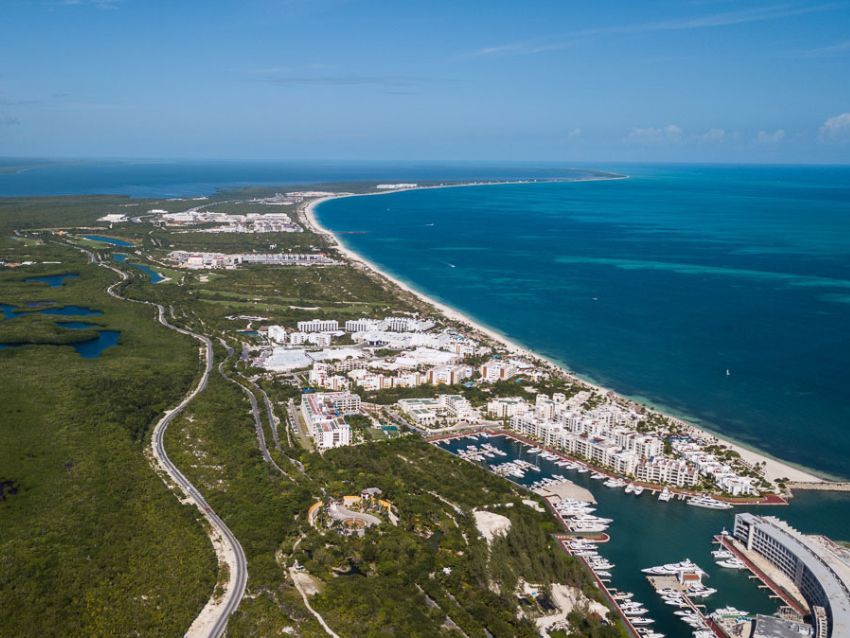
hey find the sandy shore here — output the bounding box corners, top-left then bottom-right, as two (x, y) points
(303, 184), (826, 487)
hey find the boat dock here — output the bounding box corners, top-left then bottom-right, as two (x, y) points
(560, 541), (644, 638)
(714, 535), (808, 616)
(645, 574), (724, 637)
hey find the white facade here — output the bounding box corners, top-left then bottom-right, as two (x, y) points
(267, 325), (287, 344)
(297, 319), (339, 333)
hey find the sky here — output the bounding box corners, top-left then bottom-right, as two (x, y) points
(1, 0), (850, 163)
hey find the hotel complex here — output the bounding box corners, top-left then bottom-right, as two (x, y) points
(733, 514), (850, 638)
(300, 392), (361, 450)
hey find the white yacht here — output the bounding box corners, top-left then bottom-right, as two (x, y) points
(658, 486), (673, 502)
(687, 495), (733, 510)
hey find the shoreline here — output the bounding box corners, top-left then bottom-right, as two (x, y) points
(303, 181), (827, 489)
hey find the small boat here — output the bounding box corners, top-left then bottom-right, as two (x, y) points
(658, 487), (673, 502)
(633, 485), (645, 496)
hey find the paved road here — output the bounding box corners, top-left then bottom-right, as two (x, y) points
(94, 256), (247, 638)
(217, 340), (290, 479)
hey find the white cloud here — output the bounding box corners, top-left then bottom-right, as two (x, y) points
(803, 40), (850, 58)
(624, 124), (683, 144)
(819, 113), (850, 142)
(698, 128), (727, 142)
(756, 129), (786, 144)
(469, 4), (834, 57)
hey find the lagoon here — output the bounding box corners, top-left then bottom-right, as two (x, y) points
(112, 253), (164, 282)
(83, 235), (134, 247)
(23, 273), (79, 288)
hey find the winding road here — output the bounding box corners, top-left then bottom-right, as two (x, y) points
(217, 339), (291, 479)
(73, 243), (248, 638)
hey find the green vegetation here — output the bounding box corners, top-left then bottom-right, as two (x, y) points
(0, 240), (216, 636)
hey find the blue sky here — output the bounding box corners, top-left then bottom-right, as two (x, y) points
(2, 0), (850, 162)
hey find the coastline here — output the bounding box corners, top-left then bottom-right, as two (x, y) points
(303, 182), (826, 488)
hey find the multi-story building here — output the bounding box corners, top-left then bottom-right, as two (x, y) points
(427, 365), (473, 386)
(297, 319), (339, 333)
(300, 392), (360, 449)
(635, 458), (699, 487)
(733, 514), (850, 638)
(480, 360), (517, 382)
(487, 397), (531, 419)
(267, 325), (287, 344)
(289, 332), (309, 345)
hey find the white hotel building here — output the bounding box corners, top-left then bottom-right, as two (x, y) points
(297, 319), (339, 333)
(300, 392), (360, 449)
(734, 514), (850, 638)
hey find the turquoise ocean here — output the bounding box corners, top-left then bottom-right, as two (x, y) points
(316, 165), (850, 480)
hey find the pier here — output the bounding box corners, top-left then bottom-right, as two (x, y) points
(714, 535), (808, 616)
(787, 480), (850, 492)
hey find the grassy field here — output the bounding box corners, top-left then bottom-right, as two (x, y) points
(0, 238), (217, 637)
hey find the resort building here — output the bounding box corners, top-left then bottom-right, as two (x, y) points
(635, 458), (699, 487)
(297, 319), (339, 333)
(267, 325), (287, 344)
(300, 392), (361, 449)
(487, 396), (532, 419)
(398, 395), (476, 427)
(480, 360), (518, 382)
(426, 365), (473, 385)
(167, 250), (338, 269)
(733, 514), (850, 638)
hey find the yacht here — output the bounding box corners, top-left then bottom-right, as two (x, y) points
(625, 483), (635, 494)
(633, 485), (645, 496)
(658, 486), (673, 502)
(604, 478), (627, 488)
(716, 557), (746, 570)
(642, 559), (705, 577)
(687, 495), (733, 510)
(630, 617), (655, 626)
(710, 606), (749, 619)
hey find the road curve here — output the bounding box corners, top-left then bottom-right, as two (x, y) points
(92, 255), (248, 638)
(216, 340), (290, 479)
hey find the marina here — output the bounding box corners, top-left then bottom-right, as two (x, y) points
(433, 432), (843, 637)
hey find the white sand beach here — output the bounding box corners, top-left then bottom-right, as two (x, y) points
(304, 186), (826, 488)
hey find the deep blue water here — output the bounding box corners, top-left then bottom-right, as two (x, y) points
(23, 273), (79, 287)
(83, 235), (134, 247)
(128, 263), (163, 283)
(317, 165), (850, 480)
(111, 253), (164, 282)
(0, 328), (119, 358)
(437, 434), (850, 637)
(71, 330), (119, 358)
(0, 159), (607, 198)
(0, 303), (102, 320)
(36, 305), (103, 317)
